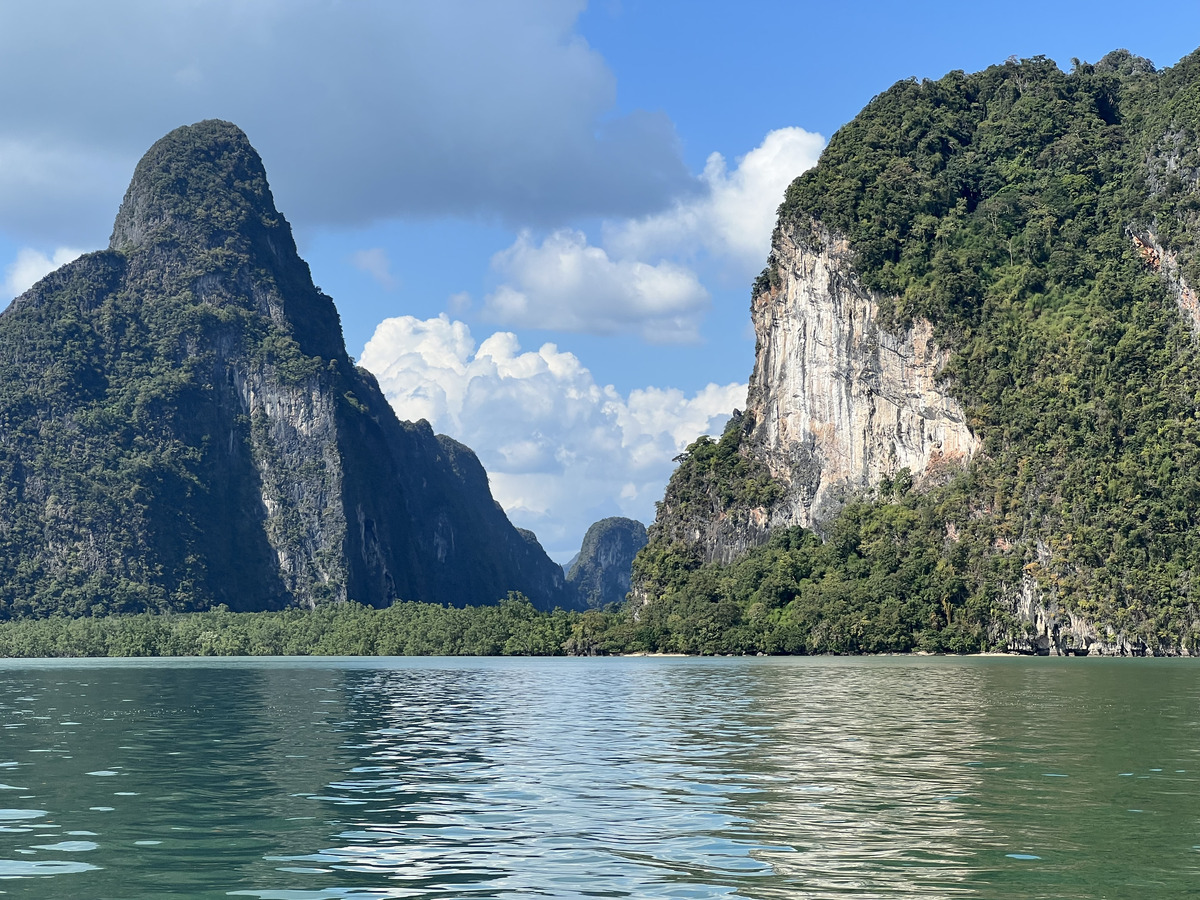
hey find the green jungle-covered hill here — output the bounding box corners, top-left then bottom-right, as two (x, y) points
(0, 120), (572, 618)
(631, 49), (1200, 656)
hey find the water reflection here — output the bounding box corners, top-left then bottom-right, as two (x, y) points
(654, 662), (991, 897)
(242, 660), (998, 898)
(270, 664), (773, 897)
(1, 657), (1200, 898)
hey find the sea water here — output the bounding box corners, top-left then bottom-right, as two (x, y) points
(0, 655), (1196, 898)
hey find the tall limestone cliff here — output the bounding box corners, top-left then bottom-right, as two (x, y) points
(636, 50), (1200, 655)
(745, 217), (980, 527)
(646, 216), (980, 568)
(0, 120), (570, 617)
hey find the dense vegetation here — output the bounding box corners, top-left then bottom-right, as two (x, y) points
(0, 595), (580, 658)
(632, 462), (1018, 655)
(653, 412), (783, 531)
(636, 49), (1200, 653)
(0, 563), (994, 659)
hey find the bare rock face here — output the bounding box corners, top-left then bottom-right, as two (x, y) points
(1130, 228), (1200, 336)
(746, 216), (980, 528)
(637, 215), (981, 580)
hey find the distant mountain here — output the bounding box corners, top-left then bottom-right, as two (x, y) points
(0, 120), (571, 616)
(566, 518), (646, 609)
(634, 50), (1200, 655)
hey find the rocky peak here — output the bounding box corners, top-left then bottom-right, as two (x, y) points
(0, 121), (572, 617)
(110, 119), (344, 362)
(110, 120), (278, 254)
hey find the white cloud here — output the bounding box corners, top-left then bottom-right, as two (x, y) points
(607, 127), (826, 273)
(360, 314), (746, 558)
(350, 248), (397, 289)
(0, 1), (693, 242)
(476, 129), (823, 342)
(483, 229), (709, 342)
(3, 246), (84, 300)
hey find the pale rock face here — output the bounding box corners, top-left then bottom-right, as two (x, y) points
(1131, 229), (1200, 336)
(240, 368), (347, 608)
(746, 217), (979, 526)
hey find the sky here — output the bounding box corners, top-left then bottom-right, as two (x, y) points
(3, 1), (1200, 561)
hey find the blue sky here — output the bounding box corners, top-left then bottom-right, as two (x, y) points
(2, 1), (1200, 561)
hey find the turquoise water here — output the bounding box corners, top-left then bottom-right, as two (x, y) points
(0, 656), (1198, 898)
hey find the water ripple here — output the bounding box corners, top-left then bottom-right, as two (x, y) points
(1, 657), (1200, 897)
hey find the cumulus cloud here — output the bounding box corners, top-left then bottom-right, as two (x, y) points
(350, 248), (397, 289)
(607, 127), (826, 273)
(3, 246), (83, 300)
(0, 1), (693, 242)
(483, 229), (709, 342)
(478, 129), (823, 341)
(360, 314), (746, 557)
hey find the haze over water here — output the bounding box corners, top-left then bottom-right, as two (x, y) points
(0, 656), (1196, 899)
